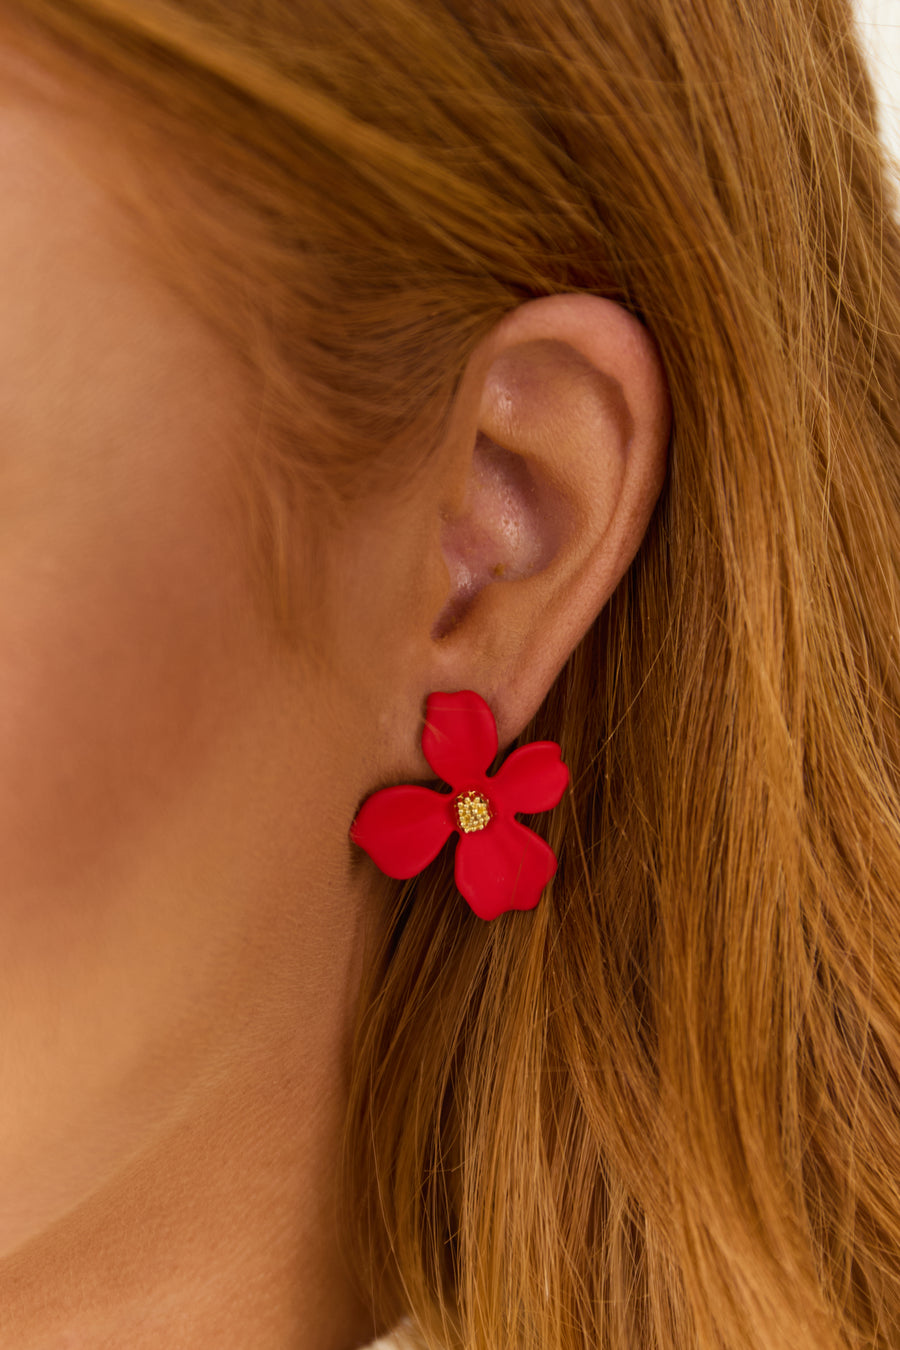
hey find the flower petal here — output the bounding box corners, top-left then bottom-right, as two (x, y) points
(350, 785), (454, 878)
(454, 816), (558, 920)
(492, 741), (570, 814)
(422, 690), (498, 787)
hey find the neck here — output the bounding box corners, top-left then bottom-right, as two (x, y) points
(0, 974), (379, 1350)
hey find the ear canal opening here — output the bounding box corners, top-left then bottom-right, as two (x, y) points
(431, 434), (566, 641)
(431, 564), (484, 640)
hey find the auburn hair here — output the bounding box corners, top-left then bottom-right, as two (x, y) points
(7, 1), (900, 1346)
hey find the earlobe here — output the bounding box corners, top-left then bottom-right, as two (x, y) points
(428, 294), (670, 745)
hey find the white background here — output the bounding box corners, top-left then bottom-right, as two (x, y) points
(856, 0), (900, 167)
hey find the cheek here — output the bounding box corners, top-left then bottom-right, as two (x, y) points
(0, 493), (271, 1255)
(0, 504), (245, 903)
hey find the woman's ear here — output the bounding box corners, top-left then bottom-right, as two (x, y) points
(423, 292), (671, 746)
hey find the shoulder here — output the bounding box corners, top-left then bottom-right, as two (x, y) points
(362, 1327), (419, 1350)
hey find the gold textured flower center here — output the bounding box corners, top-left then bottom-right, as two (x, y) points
(454, 789), (493, 833)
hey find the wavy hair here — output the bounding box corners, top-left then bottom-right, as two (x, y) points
(7, 0), (900, 1345)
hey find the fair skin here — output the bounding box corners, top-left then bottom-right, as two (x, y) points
(0, 44), (669, 1350)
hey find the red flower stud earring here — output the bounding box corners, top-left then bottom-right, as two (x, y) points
(349, 690), (569, 920)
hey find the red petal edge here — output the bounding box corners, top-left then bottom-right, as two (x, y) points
(421, 690), (498, 788)
(350, 784), (454, 879)
(454, 816), (558, 921)
(492, 740), (570, 815)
